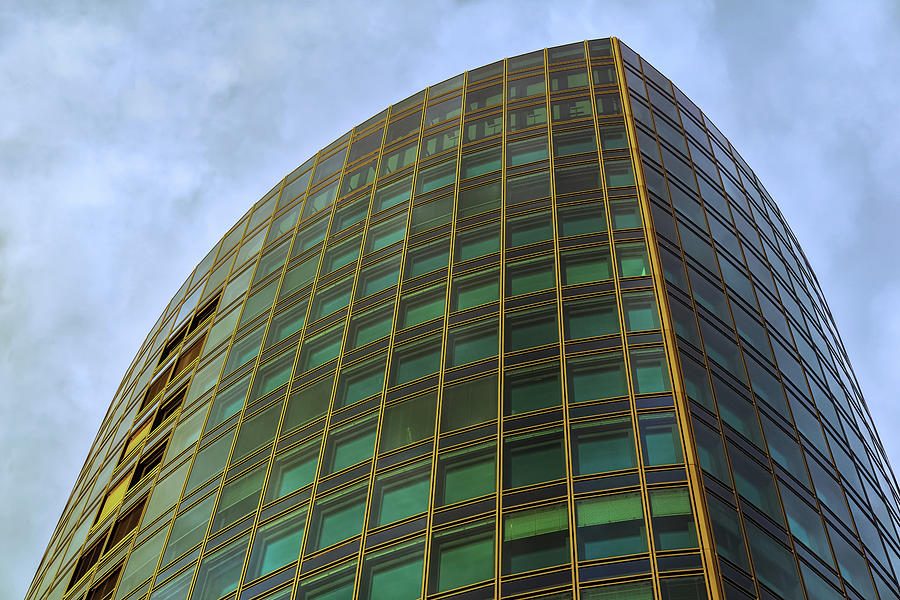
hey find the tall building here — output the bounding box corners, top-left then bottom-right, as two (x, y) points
(26, 38), (900, 600)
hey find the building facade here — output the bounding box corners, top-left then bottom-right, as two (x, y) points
(26, 39), (900, 600)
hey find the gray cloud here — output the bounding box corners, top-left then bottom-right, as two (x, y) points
(2, 1), (899, 597)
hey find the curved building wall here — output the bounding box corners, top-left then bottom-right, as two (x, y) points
(26, 38), (900, 600)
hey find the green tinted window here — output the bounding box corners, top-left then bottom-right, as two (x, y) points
(456, 222), (500, 261)
(638, 412), (683, 466)
(245, 507), (307, 580)
(503, 503), (569, 574)
(629, 347), (671, 394)
(447, 320), (498, 367)
(506, 306), (557, 351)
(361, 541), (425, 600)
(231, 399), (283, 463)
(430, 523), (494, 593)
(576, 492), (646, 560)
(346, 305), (393, 349)
(192, 532), (250, 600)
(561, 246), (612, 285)
(609, 197), (642, 229)
(356, 254), (401, 298)
(563, 295), (619, 339)
(622, 289), (659, 331)
(210, 463), (267, 534)
(505, 428), (565, 488)
(160, 493), (216, 566)
(282, 375), (334, 433)
(507, 210), (553, 248)
(567, 352), (628, 403)
(334, 352), (388, 408)
(451, 268), (499, 311)
(440, 373), (498, 432)
(323, 415), (377, 474)
(309, 484), (367, 551)
(399, 285), (445, 329)
(265, 298), (309, 348)
(507, 254), (555, 296)
(505, 362), (562, 415)
(391, 334), (442, 386)
(616, 241), (650, 277)
(371, 463), (430, 527)
(437, 444), (495, 505)
(649, 487), (697, 550)
(572, 416), (636, 475)
(558, 201), (606, 238)
(405, 240), (450, 278)
(380, 392), (437, 452)
(264, 438), (321, 503)
(458, 182), (500, 217)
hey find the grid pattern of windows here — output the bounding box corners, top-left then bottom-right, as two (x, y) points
(26, 38), (900, 600)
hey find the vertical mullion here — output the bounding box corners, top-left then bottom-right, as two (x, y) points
(544, 46), (580, 600)
(348, 102), (426, 599)
(418, 73), (469, 600)
(613, 37), (726, 600)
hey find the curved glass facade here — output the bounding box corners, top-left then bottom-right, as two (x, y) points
(26, 39), (900, 600)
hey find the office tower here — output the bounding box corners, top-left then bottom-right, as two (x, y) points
(26, 38), (900, 600)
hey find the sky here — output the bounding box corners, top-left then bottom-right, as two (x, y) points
(2, 1), (900, 597)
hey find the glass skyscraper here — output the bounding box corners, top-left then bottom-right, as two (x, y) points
(26, 38), (900, 600)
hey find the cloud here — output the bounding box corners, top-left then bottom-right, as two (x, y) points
(3, 1), (899, 598)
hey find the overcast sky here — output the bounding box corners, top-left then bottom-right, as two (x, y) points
(3, 1), (900, 597)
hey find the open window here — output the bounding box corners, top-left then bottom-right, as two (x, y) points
(69, 496), (147, 591)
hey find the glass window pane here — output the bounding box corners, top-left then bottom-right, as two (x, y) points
(503, 503), (569, 574)
(371, 462), (430, 527)
(282, 375), (334, 433)
(192, 532), (250, 600)
(506, 306), (557, 351)
(629, 347), (671, 394)
(567, 352), (627, 403)
(405, 239), (449, 278)
(441, 373), (498, 432)
(507, 169), (551, 204)
(616, 241), (650, 277)
(461, 146), (501, 179)
(707, 494), (749, 568)
(505, 428), (565, 489)
(455, 222), (500, 261)
(553, 128), (596, 156)
(279, 256), (319, 300)
(507, 136), (548, 166)
(347, 305), (394, 349)
(410, 196), (452, 234)
(373, 174), (413, 212)
(247, 348), (296, 402)
(505, 362), (562, 415)
(361, 540), (426, 600)
(507, 254), (555, 296)
(609, 197), (641, 229)
(356, 253), (401, 298)
(185, 430), (236, 494)
(638, 412), (683, 466)
(563, 295), (619, 339)
(309, 484), (367, 552)
(298, 325), (343, 372)
(391, 334), (442, 386)
(380, 391), (437, 452)
(572, 416), (636, 475)
(323, 415), (376, 474)
(264, 437), (321, 503)
(364, 215), (406, 253)
(245, 507), (307, 580)
(561, 246), (612, 285)
(649, 487), (697, 551)
(210, 463), (267, 534)
(576, 492), (646, 560)
(557, 201), (606, 238)
(309, 275), (353, 321)
(447, 320), (499, 367)
(437, 444), (495, 505)
(458, 182), (501, 217)
(231, 399), (283, 463)
(430, 523), (494, 593)
(399, 285), (445, 329)
(451, 267), (499, 311)
(622, 290), (659, 331)
(160, 493), (216, 566)
(507, 210), (553, 248)
(334, 352), (388, 408)
(265, 298), (309, 348)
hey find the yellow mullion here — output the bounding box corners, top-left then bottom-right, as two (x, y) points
(589, 38), (663, 600)
(544, 44), (581, 600)
(348, 96), (428, 600)
(419, 70), (471, 599)
(612, 36), (725, 600)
